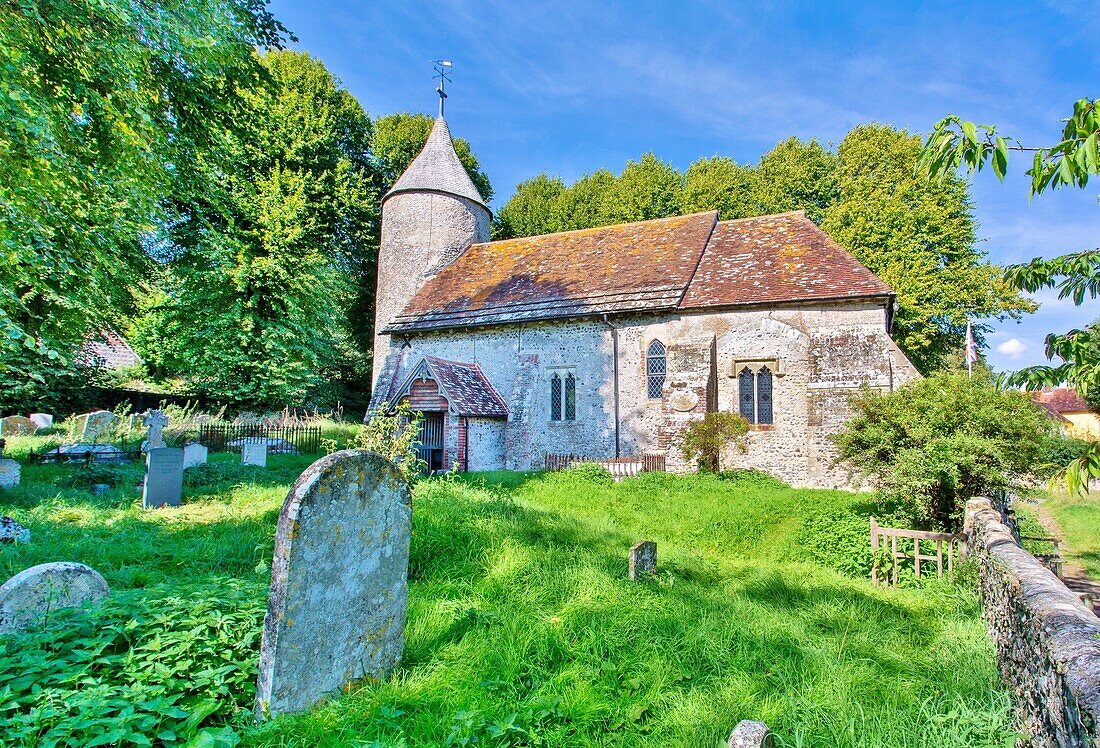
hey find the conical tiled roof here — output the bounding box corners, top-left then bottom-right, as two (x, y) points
(383, 117), (489, 211)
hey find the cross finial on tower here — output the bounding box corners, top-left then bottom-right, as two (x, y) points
(432, 59), (452, 118)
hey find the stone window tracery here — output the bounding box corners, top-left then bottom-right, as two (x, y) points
(646, 340), (666, 399)
(550, 373), (562, 422)
(549, 370), (577, 422)
(564, 373), (576, 421)
(738, 365), (775, 425)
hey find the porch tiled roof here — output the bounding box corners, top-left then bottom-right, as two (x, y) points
(392, 356), (508, 418)
(384, 210), (894, 334)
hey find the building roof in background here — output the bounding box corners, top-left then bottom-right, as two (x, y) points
(383, 117), (489, 211)
(384, 210), (893, 334)
(392, 356), (508, 417)
(1034, 387), (1094, 414)
(78, 329), (141, 370)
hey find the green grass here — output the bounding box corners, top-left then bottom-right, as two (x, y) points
(1043, 491), (1100, 578)
(0, 457), (1015, 747)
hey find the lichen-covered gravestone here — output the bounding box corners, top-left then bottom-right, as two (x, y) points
(728, 720), (774, 748)
(79, 410), (119, 441)
(0, 562), (109, 633)
(142, 409), (169, 450)
(629, 540), (657, 580)
(1, 416), (36, 436)
(183, 442), (208, 469)
(256, 450), (412, 719)
(0, 458), (18, 490)
(29, 413), (53, 430)
(1, 516), (30, 544)
(241, 441), (267, 467)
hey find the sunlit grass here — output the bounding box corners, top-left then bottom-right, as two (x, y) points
(0, 461), (1015, 747)
(1044, 491), (1100, 578)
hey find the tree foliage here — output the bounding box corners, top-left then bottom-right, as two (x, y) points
(495, 125), (1031, 371)
(834, 373), (1056, 531)
(920, 98), (1100, 492)
(0, 0), (289, 405)
(372, 112), (493, 201)
(680, 411), (749, 473)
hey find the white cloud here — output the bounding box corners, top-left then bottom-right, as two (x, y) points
(997, 338), (1029, 359)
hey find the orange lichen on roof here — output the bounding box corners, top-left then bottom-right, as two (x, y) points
(385, 209), (894, 334)
(678, 212), (892, 309)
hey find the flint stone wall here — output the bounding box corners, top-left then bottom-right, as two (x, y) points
(255, 450), (412, 718)
(964, 497), (1100, 746)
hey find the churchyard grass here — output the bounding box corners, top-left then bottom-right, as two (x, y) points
(1043, 492), (1100, 578)
(0, 459), (1016, 747)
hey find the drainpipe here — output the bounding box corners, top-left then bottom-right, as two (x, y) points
(602, 314), (621, 458)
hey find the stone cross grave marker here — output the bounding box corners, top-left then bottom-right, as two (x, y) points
(143, 409), (169, 450)
(1, 416), (37, 436)
(142, 447), (184, 509)
(183, 442), (208, 469)
(0, 562), (109, 633)
(629, 540), (657, 581)
(242, 441), (267, 467)
(256, 450), (412, 719)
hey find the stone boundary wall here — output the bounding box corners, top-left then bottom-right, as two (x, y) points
(964, 497), (1100, 747)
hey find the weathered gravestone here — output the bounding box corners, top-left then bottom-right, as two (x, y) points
(0, 457), (19, 490)
(142, 409), (169, 451)
(629, 540), (657, 581)
(0, 562), (109, 633)
(79, 410), (119, 441)
(256, 450), (412, 719)
(1, 516), (30, 544)
(183, 442), (208, 469)
(1, 416), (36, 436)
(241, 441), (268, 467)
(29, 413), (53, 430)
(142, 448), (184, 509)
(728, 720), (774, 748)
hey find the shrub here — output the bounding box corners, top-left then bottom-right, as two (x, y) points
(563, 462), (615, 486)
(350, 401), (425, 481)
(834, 372), (1055, 531)
(680, 411), (749, 472)
(798, 509), (874, 577)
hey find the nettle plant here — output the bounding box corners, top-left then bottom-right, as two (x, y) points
(349, 401), (426, 482)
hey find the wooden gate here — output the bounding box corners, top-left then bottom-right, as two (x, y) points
(417, 412), (445, 472)
(870, 518), (967, 587)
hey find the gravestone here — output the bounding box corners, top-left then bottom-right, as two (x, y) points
(143, 409), (169, 450)
(1, 516), (30, 544)
(79, 410), (119, 441)
(728, 720), (774, 748)
(0, 458), (19, 490)
(142, 448), (184, 509)
(183, 443), (208, 469)
(0, 562), (109, 633)
(242, 441), (268, 467)
(1, 416), (36, 436)
(29, 413), (53, 430)
(256, 450), (412, 719)
(629, 540), (657, 581)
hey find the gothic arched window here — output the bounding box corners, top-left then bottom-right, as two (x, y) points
(564, 373), (576, 421)
(757, 366), (774, 425)
(646, 340), (666, 399)
(738, 367), (756, 422)
(550, 373), (562, 421)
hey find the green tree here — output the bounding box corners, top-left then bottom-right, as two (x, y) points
(0, 0), (288, 409)
(681, 156), (755, 219)
(372, 112), (493, 201)
(549, 170), (617, 231)
(751, 137), (838, 222)
(921, 98), (1100, 491)
(140, 50), (375, 408)
(822, 125), (1033, 372)
(835, 372), (1056, 531)
(602, 152), (683, 223)
(494, 174), (564, 239)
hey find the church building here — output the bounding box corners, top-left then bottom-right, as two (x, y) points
(369, 116), (919, 487)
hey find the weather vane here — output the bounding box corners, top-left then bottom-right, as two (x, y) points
(432, 59), (452, 118)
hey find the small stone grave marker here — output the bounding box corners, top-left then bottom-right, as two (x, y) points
(1, 516), (30, 544)
(1, 416), (36, 436)
(629, 540), (657, 581)
(0, 562), (109, 633)
(241, 441), (267, 467)
(0, 457), (19, 490)
(183, 443), (208, 469)
(79, 410), (119, 441)
(256, 450), (412, 719)
(143, 409), (169, 450)
(728, 720), (774, 748)
(142, 447), (184, 509)
(29, 413), (53, 430)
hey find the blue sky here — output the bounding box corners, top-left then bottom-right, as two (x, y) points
(269, 0), (1098, 371)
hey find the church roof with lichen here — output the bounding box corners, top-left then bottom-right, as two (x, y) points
(383, 210), (894, 334)
(383, 117), (489, 211)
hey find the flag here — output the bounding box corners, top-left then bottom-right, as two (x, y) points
(965, 321), (978, 378)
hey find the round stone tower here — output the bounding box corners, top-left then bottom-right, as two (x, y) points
(371, 117), (491, 392)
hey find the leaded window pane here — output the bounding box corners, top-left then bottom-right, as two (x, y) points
(564, 373), (576, 421)
(757, 367), (773, 425)
(550, 373), (562, 421)
(738, 368), (755, 423)
(646, 340), (666, 399)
